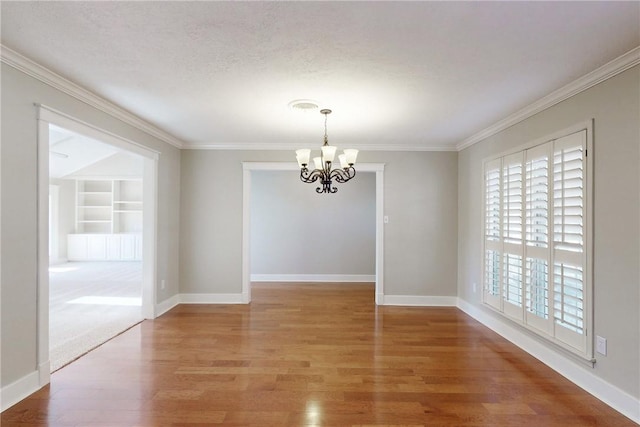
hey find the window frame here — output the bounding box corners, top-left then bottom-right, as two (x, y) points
(481, 120), (594, 362)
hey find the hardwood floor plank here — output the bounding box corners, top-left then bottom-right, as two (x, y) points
(1, 283), (635, 426)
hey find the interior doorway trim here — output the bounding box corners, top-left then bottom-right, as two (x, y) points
(242, 162), (385, 304)
(36, 104), (159, 387)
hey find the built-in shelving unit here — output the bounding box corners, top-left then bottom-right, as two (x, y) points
(113, 180), (143, 233)
(69, 179), (143, 261)
(76, 180), (113, 233)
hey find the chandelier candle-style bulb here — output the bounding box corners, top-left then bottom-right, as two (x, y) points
(295, 108), (358, 194)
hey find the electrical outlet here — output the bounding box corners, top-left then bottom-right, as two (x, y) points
(161, 279), (166, 290)
(472, 282), (477, 293)
(383, 215), (389, 224)
(596, 335), (607, 355)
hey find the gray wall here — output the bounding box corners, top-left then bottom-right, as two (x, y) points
(457, 65), (640, 397)
(180, 150), (458, 296)
(250, 170), (376, 276)
(1, 63), (182, 387)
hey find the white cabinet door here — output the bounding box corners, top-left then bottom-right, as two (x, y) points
(87, 235), (107, 260)
(106, 235), (122, 260)
(120, 235), (136, 260)
(134, 234), (143, 260)
(67, 233), (141, 261)
(67, 234), (88, 260)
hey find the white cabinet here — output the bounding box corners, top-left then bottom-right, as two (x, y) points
(121, 235), (137, 260)
(87, 235), (107, 259)
(68, 234), (141, 261)
(67, 235), (88, 260)
(106, 235), (122, 260)
(135, 234), (143, 260)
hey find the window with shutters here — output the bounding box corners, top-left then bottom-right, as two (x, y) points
(482, 125), (592, 359)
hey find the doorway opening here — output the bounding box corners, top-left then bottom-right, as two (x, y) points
(241, 162), (385, 304)
(37, 105), (158, 381)
(48, 124), (145, 370)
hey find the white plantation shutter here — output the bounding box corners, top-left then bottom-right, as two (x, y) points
(501, 153), (524, 320)
(482, 127), (591, 358)
(524, 143), (552, 334)
(552, 131), (587, 352)
(483, 159), (502, 309)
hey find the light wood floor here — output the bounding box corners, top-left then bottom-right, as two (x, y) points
(2, 283), (635, 426)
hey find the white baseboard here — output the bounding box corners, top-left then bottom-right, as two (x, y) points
(179, 293), (245, 304)
(155, 293), (247, 313)
(38, 361), (50, 387)
(250, 274), (375, 283)
(456, 298), (640, 424)
(156, 294), (180, 316)
(0, 370), (41, 412)
(381, 295), (458, 306)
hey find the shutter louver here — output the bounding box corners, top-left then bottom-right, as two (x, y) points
(554, 145), (584, 252)
(554, 262), (584, 334)
(485, 167), (501, 241)
(526, 155), (548, 248)
(484, 250), (500, 296)
(503, 253), (523, 307)
(526, 258), (548, 319)
(503, 161), (523, 244)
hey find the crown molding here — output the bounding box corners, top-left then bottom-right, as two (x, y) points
(456, 45), (640, 151)
(181, 142), (457, 152)
(1, 45), (185, 149)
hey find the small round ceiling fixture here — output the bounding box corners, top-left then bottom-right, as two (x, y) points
(288, 99), (319, 112)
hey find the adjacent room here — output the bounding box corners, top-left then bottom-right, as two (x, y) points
(48, 125), (144, 371)
(1, 1), (639, 426)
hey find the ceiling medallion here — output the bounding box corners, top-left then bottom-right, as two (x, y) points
(288, 99), (319, 112)
(295, 109), (359, 194)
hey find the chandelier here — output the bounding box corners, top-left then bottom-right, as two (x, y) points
(295, 109), (359, 194)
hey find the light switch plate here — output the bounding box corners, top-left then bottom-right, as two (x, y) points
(596, 336), (607, 355)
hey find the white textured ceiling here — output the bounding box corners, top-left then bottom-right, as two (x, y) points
(2, 2), (639, 150)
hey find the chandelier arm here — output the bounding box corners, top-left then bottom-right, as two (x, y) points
(300, 168), (323, 184)
(330, 166), (356, 183)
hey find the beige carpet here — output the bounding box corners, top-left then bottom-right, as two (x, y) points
(49, 261), (143, 371)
